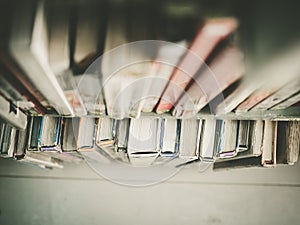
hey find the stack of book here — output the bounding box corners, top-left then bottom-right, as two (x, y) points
(0, 0), (299, 170)
(1, 115), (299, 170)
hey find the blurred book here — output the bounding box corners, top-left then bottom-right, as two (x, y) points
(156, 18), (238, 113)
(127, 118), (161, 166)
(173, 46), (244, 117)
(101, 7), (156, 119)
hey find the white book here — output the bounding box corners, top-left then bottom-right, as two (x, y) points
(200, 119), (216, 161)
(96, 117), (114, 144)
(127, 118), (161, 166)
(115, 118), (130, 150)
(179, 119), (202, 159)
(160, 118), (180, 155)
(77, 117), (95, 149)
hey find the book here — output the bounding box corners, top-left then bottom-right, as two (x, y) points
(96, 117), (114, 146)
(156, 18), (238, 113)
(72, 2), (106, 74)
(15, 127), (29, 159)
(28, 116), (43, 151)
(261, 120), (277, 167)
(252, 78), (300, 111)
(0, 124), (14, 157)
(236, 120), (251, 152)
(271, 91), (300, 110)
(250, 120), (264, 156)
(101, 7), (155, 119)
(216, 120), (238, 159)
(77, 117), (96, 149)
(216, 41), (300, 114)
(127, 118), (161, 166)
(141, 41), (187, 112)
(8, 0), (73, 115)
(115, 118), (130, 151)
(179, 119), (202, 160)
(160, 118), (180, 156)
(40, 116), (61, 150)
(276, 121), (300, 165)
(213, 120), (264, 169)
(61, 117), (80, 151)
(46, 1), (70, 75)
(74, 74), (106, 115)
(200, 118), (217, 161)
(172, 46), (244, 117)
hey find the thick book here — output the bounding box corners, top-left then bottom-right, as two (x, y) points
(127, 118), (161, 166)
(156, 18), (238, 113)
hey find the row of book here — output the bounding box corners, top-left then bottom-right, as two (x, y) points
(0, 0), (299, 132)
(1, 116), (299, 170)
